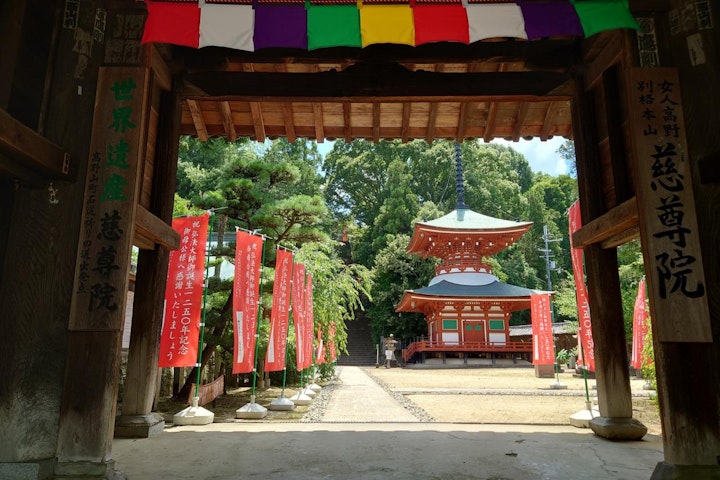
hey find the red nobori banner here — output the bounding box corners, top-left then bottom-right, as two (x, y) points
(632, 278), (650, 370)
(568, 200), (595, 372)
(232, 231), (264, 374)
(316, 328), (325, 365)
(328, 321), (337, 362)
(265, 249), (293, 372)
(531, 293), (554, 365)
(292, 263), (306, 371)
(303, 274), (315, 370)
(159, 214), (209, 367)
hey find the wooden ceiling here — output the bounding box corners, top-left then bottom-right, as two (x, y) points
(176, 39), (581, 144)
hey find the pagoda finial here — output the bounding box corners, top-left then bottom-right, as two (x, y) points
(455, 142), (468, 210)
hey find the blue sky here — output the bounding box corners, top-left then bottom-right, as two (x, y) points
(316, 137), (569, 176)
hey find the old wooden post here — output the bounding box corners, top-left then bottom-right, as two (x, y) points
(56, 66), (149, 477)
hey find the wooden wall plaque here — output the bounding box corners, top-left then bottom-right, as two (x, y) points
(627, 67), (711, 342)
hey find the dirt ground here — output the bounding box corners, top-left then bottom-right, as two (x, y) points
(155, 365), (662, 436)
(366, 366), (662, 435)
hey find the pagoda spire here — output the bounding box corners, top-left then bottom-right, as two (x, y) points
(455, 142), (468, 210)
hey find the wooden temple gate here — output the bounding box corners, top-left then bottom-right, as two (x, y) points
(1, 1), (719, 479)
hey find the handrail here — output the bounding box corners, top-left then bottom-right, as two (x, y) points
(402, 340), (533, 362)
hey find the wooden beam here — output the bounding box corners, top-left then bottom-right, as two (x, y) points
(571, 197), (638, 249)
(539, 101), (559, 141)
(134, 204), (181, 251)
(483, 101), (498, 143)
(583, 31), (624, 90)
(0, 107), (70, 180)
(186, 99), (208, 141)
(343, 103), (351, 142)
(144, 44), (171, 92)
(313, 102), (325, 142)
(512, 102), (530, 141)
(182, 38), (581, 69)
(600, 225), (640, 249)
(184, 66), (573, 100)
(219, 101), (237, 142)
(427, 102), (438, 144)
(242, 63), (266, 141)
(249, 102), (266, 142)
(401, 102), (410, 143)
(282, 102), (296, 142)
(457, 102), (469, 141)
(373, 103), (380, 143)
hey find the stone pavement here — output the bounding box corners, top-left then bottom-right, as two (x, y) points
(112, 366), (664, 480)
(321, 366), (420, 422)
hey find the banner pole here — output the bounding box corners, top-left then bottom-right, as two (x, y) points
(249, 237), (267, 404)
(193, 210), (214, 402)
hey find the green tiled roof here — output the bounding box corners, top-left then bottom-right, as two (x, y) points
(418, 208), (533, 231)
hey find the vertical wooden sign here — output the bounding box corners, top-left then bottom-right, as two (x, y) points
(627, 67), (711, 342)
(70, 67), (148, 330)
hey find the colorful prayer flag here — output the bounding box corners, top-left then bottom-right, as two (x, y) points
(307, 5), (362, 50)
(466, 4), (527, 43)
(159, 214), (209, 367)
(413, 5), (469, 46)
(518, 1), (583, 40)
(254, 5), (308, 50)
(199, 4), (255, 51)
(571, 0), (639, 38)
(359, 5), (415, 47)
(141, 1), (200, 48)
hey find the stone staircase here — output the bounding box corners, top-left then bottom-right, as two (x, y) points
(337, 312), (378, 366)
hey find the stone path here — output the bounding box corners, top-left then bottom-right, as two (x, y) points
(321, 366), (420, 422)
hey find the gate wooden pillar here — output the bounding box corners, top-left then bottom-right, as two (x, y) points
(56, 51), (179, 475)
(115, 51), (181, 438)
(571, 31), (647, 441)
(625, 66), (720, 479)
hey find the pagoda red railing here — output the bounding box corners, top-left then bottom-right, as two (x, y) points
(402, 340), (532, 362)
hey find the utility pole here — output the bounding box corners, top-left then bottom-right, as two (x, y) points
(539, 224), (566, 389)
(539, 224), (563, 299)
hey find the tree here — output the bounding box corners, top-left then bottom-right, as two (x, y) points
(173, 139), (334, 398)
(366, 234), (438, 342)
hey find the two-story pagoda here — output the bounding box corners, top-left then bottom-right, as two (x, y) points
(398, 145), (544, 365)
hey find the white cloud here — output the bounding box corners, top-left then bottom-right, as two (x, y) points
(493, 137), (568, 176)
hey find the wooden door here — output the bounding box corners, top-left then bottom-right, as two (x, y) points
(463, 320), (485, 345)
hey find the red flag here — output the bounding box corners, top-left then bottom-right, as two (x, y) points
(316, 328), (325, 365)
(265, 250), (293, 372)
(232, 231), (264, 374)
(328, 322), (337, 362)
(302, 274), (315, 370)
(292, 263), (306, 371)
(531, 293), (554, 365)
(159, 214), (209, 367)
(631, 279), (650, 369)
(568, 200), (596, 372)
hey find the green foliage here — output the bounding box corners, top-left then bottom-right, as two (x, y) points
(366, 234), (437, 342)
(641, 316), (656, 390)
(295, 241), (373, 358)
